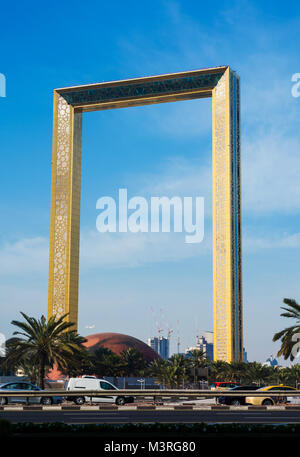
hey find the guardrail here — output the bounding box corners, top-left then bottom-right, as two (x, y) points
(1, 389), (300, 398)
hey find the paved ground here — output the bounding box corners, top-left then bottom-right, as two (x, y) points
(2, 408), (300, 424)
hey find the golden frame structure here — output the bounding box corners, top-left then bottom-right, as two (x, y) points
(48, 66), (243, 362)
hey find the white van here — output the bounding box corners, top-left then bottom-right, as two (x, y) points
(65, 376), (134, 406)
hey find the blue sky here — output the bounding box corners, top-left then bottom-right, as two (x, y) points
(0, 0), (300, 363)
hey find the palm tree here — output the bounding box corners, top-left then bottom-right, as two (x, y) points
(244, 362), (272, 386)
(164, 364), (181, 388)
(209, 360), (230, 382)
(280, 364), (300, 387)
(92, 347), (124, 377)
(6, 312), (86, 388)
(147, 358), (168, 387)
(57, 332), (93, 378)
(188, 349), (205, 367)
(187, 350), (207, 386)
(168, 354), (188, 388)
(226, 361), (247, 384)
(120, 348), (147, 376)
(10, 353), (40, 384)
(273, 298), (300, 361)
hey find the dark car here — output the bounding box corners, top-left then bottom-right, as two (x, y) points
(0, 382), (63, 405)
(217, 385), (259, 405)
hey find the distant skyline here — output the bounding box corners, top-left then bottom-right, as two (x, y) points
(1, 0), (300, 364)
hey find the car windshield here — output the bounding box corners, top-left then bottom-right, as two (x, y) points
(24, 384), (40, 390)
(1, 383), (22, 389)
(229, 386), (253, 391)
(100, 381), (117, 390)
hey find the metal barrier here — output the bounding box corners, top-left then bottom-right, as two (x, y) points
(0, 389), (300, 398)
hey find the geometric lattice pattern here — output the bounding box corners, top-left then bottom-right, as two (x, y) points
(212, 73), (228, 360)
(212, 69), (242, 361)
(51, 96), (71, 317)
(48, 94), (82, 326)
(48, 66), (243, 361)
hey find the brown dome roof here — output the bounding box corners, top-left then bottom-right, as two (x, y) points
(84, 332), (160, 362)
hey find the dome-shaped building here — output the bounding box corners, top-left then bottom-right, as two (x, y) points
(46, 332), (159, 381)
(84, 332), (160, 362)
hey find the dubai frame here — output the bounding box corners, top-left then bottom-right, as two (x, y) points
(47, 66), (243, 362)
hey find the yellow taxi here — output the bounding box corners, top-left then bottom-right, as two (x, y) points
(246, 385), (297, 406)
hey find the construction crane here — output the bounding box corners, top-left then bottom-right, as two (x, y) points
(195, 317), (199, 346)
(176, 319), (180, 354)
(160, 308), (173, 341)
(151, 307), (163, 337)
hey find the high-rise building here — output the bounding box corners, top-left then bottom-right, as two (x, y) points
(158, 337), (169, 360)
(148, 337), (158, 354)
(202, 331), (213, 344)
(147, 337), (169, 360)
(185, 331), (214, 361)
(264, 355), (278, 367)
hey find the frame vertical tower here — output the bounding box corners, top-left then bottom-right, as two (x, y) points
(48, 93), (82, 326)
(47, 66), (243, 361)
(212, 69), (242, 362)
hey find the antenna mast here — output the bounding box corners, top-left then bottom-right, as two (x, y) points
(177, 319), (180, 354)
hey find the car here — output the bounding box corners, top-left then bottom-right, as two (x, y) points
(245, 385), (297, 406)
(210, 381), (240, 391)
(65, 376), (135, 406)
(217, 385), (259, 405)
(0, 382), (63, 405)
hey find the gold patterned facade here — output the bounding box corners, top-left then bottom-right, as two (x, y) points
(48, 66), (243, 361)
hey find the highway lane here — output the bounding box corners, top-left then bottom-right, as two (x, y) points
(2, 410), (300, 424)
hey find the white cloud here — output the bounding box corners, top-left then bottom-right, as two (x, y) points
(243, 134), (300, 213)
(1, 131), (300, 275)
(1, 226), (299, 277)
(80, 229), (210, 270)
(115, 0), (300, 219)
(0, 237), (48, 276)
(134, 128), (300, 215)
(0, 229), (210, 276)
(127, 98), (212, 139)
(244, 232), (300, 252)
(139, 156), (211, 198)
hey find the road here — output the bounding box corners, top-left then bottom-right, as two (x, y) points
(2, 409), (300, 424)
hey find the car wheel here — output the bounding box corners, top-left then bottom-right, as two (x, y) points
(0, 397), (8, 405)
(262, 399), (273, 406)
(231, 399), (241, 406)
(74, 396), (85, 405)
(41, 397), (53, 406)
(116, 396), (126, 406)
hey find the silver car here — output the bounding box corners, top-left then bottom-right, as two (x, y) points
(0, 382), (62, 405)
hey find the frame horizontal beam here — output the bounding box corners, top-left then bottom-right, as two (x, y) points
(56, 66), (227, 112)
